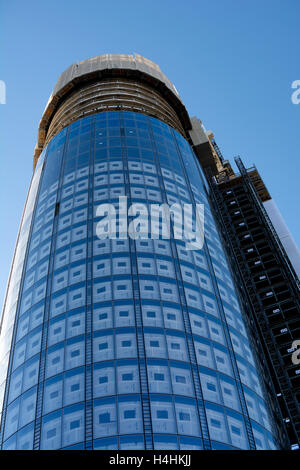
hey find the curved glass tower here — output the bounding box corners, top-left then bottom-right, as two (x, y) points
(0, 54), (284, 450)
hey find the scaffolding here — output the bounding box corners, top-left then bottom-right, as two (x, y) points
(207, 157), (300, 448)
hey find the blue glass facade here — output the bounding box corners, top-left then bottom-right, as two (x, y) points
(0, 111), (280, 450)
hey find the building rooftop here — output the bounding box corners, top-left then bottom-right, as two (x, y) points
(34, 53), (191, 168)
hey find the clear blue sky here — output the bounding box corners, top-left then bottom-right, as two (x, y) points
(0, 0), (299, 311)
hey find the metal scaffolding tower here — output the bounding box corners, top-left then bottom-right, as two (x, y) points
(207, 157), (300, 448)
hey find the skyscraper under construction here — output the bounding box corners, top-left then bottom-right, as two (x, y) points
(0, 54), (298, 450)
